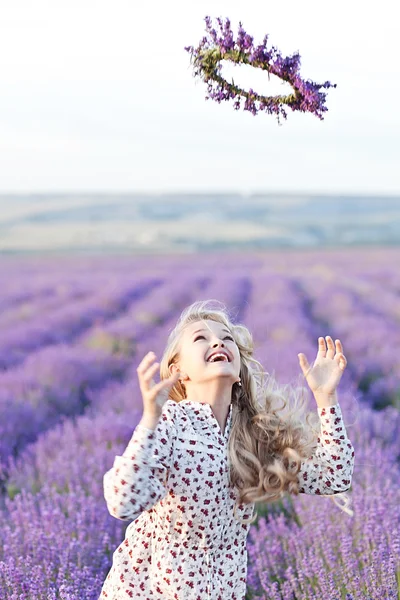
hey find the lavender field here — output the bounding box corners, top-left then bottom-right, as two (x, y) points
(0, 248), (399, 600)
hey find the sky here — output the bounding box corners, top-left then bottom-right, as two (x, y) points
(1, 0), (399, 195)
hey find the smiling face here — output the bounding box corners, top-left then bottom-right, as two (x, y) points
(170, 319), (241, 390)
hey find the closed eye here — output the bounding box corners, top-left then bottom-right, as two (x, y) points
(194, 335), (234, 342)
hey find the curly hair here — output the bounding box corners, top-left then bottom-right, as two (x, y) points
(159, 299), (353, 524)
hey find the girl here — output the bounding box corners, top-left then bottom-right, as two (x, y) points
(99, 300), (355, 599)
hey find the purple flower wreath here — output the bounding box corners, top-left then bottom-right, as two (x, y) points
(184, 16), (337, 124)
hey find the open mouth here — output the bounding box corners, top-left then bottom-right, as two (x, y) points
(206, 352), (230, 363)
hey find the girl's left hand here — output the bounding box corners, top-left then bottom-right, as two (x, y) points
(298, 336), (347, 397)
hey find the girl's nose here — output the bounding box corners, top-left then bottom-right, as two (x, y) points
(212, 341), (225, 349)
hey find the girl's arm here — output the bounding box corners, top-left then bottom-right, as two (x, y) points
(103, 399), (177, 521)
(297, 402), (355, 495)
(296, 336), (355, 494)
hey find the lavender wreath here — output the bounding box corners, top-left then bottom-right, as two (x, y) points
(184, 16), (337, 124)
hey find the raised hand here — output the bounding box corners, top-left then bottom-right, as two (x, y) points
(298, 336), (347, 400)
(137, 351), (181, 419)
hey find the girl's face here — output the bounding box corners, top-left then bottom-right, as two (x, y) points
(172, 319), (241, 388)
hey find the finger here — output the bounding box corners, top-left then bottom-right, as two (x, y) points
(152, 373), (180, 395)
(137, 351), (156, 375)
(325, 336), (335, 359)
(137, 352), (156, 374)
(316, 337), (327, 358)
(298, 353), (311, 377)
(335, 339), (343, 355)
(335, 352), (347, 371)
(142, 362), (160, 385)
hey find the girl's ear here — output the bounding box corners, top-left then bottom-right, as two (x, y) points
(170, 363), (180, 377)
(170, 363), (188, 382)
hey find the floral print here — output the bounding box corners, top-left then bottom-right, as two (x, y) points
(99, 399), (354, 599)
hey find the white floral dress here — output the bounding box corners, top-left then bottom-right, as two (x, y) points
(99, 399), (355, 600)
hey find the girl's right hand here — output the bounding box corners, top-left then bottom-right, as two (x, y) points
(137, 351), (181, 419)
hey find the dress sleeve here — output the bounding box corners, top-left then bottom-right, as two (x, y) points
(297, 403), (355, 495)
(103, 399), (177, 521)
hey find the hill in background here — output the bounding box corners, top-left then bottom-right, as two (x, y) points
(0, 193), (399, 253)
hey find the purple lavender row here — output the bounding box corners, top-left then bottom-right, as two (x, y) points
(247, 273), (322, 381)
(0, 274), (118, 332)
(297, 274), (400, 373)
(0, 266), (81, 312)
(296, 275), (400, 411)
(0, 282), (64, 315)
(0, 277), (159, 369)
(246, 273), (358, 405)
(344, 272), (400, 320)
(0, 258), (149, 312)
(0, 346), (130, 485)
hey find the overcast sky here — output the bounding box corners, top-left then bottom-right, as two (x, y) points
(1, 0), (399, 195)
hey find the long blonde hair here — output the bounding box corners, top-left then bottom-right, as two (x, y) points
(159, 299), (353, 524)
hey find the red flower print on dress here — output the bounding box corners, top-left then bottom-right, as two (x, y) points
(100, 399), (354, 598)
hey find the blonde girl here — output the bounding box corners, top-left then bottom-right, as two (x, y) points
(99, 299), (355, 600)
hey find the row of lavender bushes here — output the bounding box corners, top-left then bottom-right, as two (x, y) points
(0, 250), (399, 598)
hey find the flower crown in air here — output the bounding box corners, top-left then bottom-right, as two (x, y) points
(184, 16), (337, 124)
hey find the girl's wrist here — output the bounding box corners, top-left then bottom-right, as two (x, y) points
(139, 412), (160, 431)
(313, 390), (338, 408)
